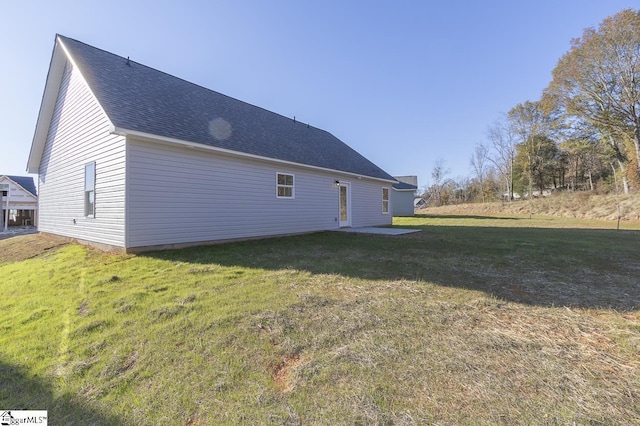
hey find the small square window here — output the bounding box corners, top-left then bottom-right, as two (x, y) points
(276, 173), (294, 198)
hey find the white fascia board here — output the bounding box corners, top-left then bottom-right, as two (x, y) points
(27, 39), (67, 173)
(27, 36), (115, 173)
(113, 126), (396, 184)
(392, 187), (418, 192)
(3, 203), (37, 209)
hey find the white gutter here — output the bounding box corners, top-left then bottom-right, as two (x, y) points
(112, 126), (396, 184)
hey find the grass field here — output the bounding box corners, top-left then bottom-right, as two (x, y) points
(1, 214), (639, 424)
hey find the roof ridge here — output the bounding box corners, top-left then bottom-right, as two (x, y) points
(52, 35), (393, 181)
(57, 35), (326, 134)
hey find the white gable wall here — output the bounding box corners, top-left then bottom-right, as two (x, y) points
(0, 176), (37, 209)
(37, 62), (126, 247)
(125, 138), (391, 250)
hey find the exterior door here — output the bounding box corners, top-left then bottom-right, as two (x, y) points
(339, 183), (351, 227)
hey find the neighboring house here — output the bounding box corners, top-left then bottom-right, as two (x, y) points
(414, 197), (427, 209)
(0, 175), (37, 231)
(392, 175), (418, 217)
(503, 192), (522, 200)
(27, 35), (395, 252)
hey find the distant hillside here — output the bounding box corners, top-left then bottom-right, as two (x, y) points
(418, 193), (640, 221)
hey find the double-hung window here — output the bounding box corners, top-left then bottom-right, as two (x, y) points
(84, 162), (96, 217)
(382, 187), (389, 213)
(276, 173), (294, 198)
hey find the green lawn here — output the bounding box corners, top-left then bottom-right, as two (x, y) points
(1, 214), (639, 424)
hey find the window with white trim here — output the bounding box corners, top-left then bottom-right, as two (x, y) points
(382, 187), (389, 213)
(276, 173), (294, 198)
(84, 162), (96, 216)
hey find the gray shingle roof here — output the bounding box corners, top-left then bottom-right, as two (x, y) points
(392, 181), (418, 190)
(58, 35), (393, 181)
(4, 176), (37, 196)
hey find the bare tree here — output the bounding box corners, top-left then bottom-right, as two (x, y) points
(486, 116), (517, 200)
(426, 159), (452, 207)
(470, 143), (489, 202)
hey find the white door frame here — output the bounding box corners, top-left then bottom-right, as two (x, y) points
(339, 182), (351, 227)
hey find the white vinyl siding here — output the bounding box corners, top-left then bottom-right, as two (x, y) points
(392, 189), (416, 216)
(37, 61), (126, 247)
(349, 183), (393, 228)
(125, 138), (390, 248)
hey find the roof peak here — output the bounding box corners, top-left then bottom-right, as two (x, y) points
(1, 175), (37, 196)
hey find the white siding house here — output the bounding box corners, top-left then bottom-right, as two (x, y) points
(27, 35), (395, 252)
(0, 175), (38, 230)
(392, 176), (418, 217)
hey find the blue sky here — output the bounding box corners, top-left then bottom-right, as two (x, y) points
(1, 1), (636, 189)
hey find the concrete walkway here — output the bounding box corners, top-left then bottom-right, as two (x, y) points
(0, 226), (37, 240)
(333, 227), (420, 235)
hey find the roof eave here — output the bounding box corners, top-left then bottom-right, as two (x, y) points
(113, 126), (396, 183)
(26, 36), (68, 173)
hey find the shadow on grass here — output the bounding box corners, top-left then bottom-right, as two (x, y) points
(0, 359), (125, 425)
(146, 225), (640, 312)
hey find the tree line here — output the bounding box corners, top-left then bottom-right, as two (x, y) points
(422, 9), (640, 207)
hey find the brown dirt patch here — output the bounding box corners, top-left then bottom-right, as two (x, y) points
(0, 233), (69, 265)
(272, 353), (305, 393)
